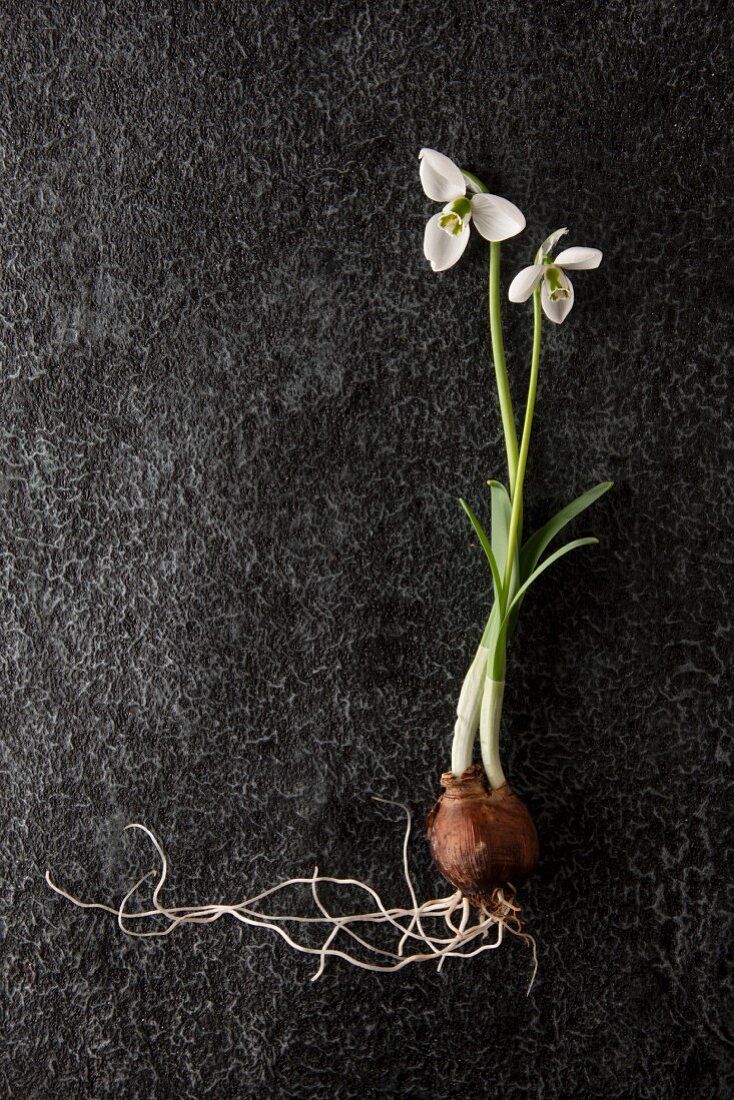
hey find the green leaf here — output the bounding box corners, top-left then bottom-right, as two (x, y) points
(520, 481), (613, 582)
(503, 537), (599, 626)
(488, 480), (511, 583)
(489, 479), (520, 631)
(459, 498), (505, 612)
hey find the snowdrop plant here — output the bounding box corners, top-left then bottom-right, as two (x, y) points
(46, 147), (612, 983)
(424, 151), (611, 924)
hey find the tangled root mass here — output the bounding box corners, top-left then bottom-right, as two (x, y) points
(46, 800), (536, 988)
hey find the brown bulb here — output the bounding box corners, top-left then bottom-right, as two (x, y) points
(427, 764), (538, 906)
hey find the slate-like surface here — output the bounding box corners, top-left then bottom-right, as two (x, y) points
(2, 2), (732, 1097)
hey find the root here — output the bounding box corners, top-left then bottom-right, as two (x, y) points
(46, 800), (537, 991)
(474, 883), (526, 935)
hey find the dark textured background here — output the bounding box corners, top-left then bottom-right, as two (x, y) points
(2, 1), (732, 1097)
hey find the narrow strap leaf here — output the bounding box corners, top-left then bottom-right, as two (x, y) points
(503, 537), (599, 626)
(459, 498), (505, 613)
(520, 481), (613, 581)
(488, 480), (512, 584)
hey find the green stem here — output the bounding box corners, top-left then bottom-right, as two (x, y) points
(480, 676), (507, 788)
(501, 287), (542, 600)
(489, 625), (507, 683)
(460, 169), (488, 193)
(488, 242), (519, 498)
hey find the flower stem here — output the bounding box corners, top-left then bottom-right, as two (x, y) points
(460, 169), (519, 502)
(480, 676), (507, 788)
(488, 242), (519, 499)
(501, 287), (542, 598)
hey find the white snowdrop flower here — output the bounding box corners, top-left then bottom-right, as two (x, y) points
(419, 148), (526, 272)
(507, 227), (602, 324)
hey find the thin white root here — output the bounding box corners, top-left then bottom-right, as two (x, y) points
(46, 802), (538, 991)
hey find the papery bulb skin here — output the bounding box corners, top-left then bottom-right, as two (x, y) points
(427, 764), (538, 906)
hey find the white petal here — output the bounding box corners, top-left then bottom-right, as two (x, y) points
(419, 148), (466, 202)
(508, 264), (545, 303)
(554, 246), (603, 270)
(541, 273), (575, 324)
(534, 227), (569, 263)
(470, 193), (525, 241)
(423, 213), (471, 271)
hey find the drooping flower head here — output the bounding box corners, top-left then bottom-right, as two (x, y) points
(419, 149), (526, 272)
(508, 228), (602, 324)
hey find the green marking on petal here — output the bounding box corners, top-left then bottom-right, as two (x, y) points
(439, 196), (472, 237)
(438, 213), (462, 235)
(545, 266), (571, 301)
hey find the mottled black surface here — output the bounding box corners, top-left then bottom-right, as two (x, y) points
(2, 1), (732, 1097)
